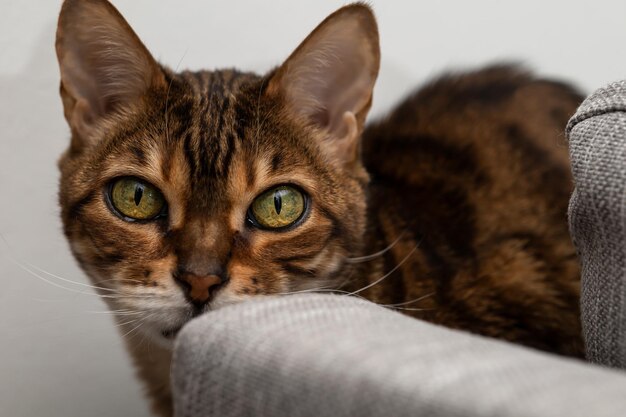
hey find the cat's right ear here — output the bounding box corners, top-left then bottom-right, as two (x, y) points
(266, 4), (380, 169)
(55, 0), (165, 146)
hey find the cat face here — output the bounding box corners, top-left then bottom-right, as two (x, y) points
(55, 0), (379, 345)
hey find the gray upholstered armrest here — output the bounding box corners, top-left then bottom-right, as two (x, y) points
(172, 294), (626, 417)
(567, 81), (626, 369)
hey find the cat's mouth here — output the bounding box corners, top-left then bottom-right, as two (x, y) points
(159, 306), (205, 340)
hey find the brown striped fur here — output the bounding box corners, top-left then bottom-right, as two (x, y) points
(55, 1), (583, 415)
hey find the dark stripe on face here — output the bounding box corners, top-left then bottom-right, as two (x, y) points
(169, 97), (194, 125)
(66, 192), (95, 221)
(282, 263), (317, 277)
(271, 153), (282, 171)
(275, 232), (335, 263)
(316, 205), (345, 244)
(245, 156), (256, 188)
(197, 92), (212, 181)
(129, 145), (146, 164)
(82, 227), (126, 266)
(209, 71), (224, 98)
(233, 88), (256, 142)
(224, 70), (244, 92)
(183, 131), (198, 178)
(221, 132), (236, 178)
(212, 96), (231, 177)
(94, 250), (126, 266)
(198, 72), (226, 182)
(160, 144), (173, 181)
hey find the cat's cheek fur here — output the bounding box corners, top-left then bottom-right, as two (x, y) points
(90, 267), (193, 347)
(66, 226), (191, 345)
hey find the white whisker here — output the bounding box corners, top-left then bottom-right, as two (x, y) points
(347, 242), (421, 296)
(97, 277), (145, 286)
(24, 261), (118, 293)
(119, 318), (148, 339)
(277, 287), (378, 306)
(387, 306), (434, 312)
(164, 49), (188, 143)
(9, 257), (161, 300)
(86, 309), (143, 316)
(114, 317), (144, 328)
(345, 231), (405, 263)
(383, 291), (435, 307)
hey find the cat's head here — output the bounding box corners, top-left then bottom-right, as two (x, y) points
(55, 0), (379, 346)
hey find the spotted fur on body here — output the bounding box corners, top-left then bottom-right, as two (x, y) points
(55, 1), (583, 415)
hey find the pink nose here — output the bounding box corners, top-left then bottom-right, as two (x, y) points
(176, 273), (224, 306)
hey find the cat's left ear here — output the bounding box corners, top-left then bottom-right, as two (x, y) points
(55, 0), (166, 147)
(266, 4), (380, 166)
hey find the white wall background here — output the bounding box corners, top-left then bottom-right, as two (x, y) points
(0, 1), (624, 416)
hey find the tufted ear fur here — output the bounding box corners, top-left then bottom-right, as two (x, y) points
(55, 0), (165, 146)
(266, 4), (380, 166)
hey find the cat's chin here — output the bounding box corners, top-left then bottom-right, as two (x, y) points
(127, 309), (194, 350)
(135, 323), (184, 350)
(140, 314), (207, 349)
(124, 290), (253, 349)
(156, 328), (181, 349)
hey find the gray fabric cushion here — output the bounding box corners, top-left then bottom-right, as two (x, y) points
(172, 294), (626, 417)
(567, 80), (626, 369)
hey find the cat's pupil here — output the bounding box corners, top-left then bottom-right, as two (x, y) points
(274, 193), (282, 215)
(134, 185), (144, 206)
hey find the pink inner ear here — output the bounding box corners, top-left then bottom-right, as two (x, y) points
(56, 0), (163, 132)
(271, 6), (380, 140)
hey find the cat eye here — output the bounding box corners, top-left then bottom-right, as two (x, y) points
(248, 185), (307, 230)
(108, 177), (166, 221)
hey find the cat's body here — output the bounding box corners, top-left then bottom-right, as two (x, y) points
(358, 67), (582, 354)
(55, 1), (582, 416)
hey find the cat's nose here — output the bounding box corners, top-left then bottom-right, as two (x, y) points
(175, 272), (226, 306)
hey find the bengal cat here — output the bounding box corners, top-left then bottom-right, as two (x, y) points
(55, 0), (583, 415)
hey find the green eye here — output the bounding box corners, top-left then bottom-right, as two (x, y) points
(249, 185), (306, 229)
(109, 178), (166, 221)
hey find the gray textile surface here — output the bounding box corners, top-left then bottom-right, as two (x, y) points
(567, 80), (626, 369)
(172, 294), (626, 417)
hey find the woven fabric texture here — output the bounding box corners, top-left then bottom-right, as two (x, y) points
(567, 80), (626, 369)
(172, 294), (626, 417)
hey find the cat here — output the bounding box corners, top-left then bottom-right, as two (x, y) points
(55, 0), (583, 415)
